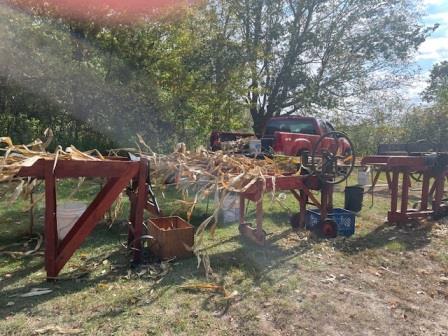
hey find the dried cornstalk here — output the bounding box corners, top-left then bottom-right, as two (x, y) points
(1, 134), (301, 272)
(135, 141), (302, 272)
(0, 136), (102, 183)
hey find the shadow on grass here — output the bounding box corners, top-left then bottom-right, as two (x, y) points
(1, 189), (437, 321)
(0, 224), (133, 317)
(333, 220), (433, 255)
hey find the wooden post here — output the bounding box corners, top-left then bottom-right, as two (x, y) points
(44, 162), (58, 278)
(390, 170), (399, 214)
(421, 173), (430, 211)
(401, 171), (410, 215)
(132, 159), (149, 264)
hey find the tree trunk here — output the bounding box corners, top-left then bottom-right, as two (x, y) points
(250, 107), (271, 137)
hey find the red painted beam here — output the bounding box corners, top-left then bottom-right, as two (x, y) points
(17, 159), (139, 179)
(16, 159), (46, 178)
(131, 160), (149, 263)
(361, 156), (391, 165)
(44, 162), (58, 278)
(362, 155), (428, 170)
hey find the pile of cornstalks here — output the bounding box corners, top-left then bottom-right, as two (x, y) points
(1, 133), (300, 221)
(1, 133), (302, 275)
(0, 130), (104, 183)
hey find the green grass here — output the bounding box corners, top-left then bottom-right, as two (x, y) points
(0, 178), (447, 335)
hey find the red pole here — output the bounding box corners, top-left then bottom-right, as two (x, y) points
(401, 171), (410, 215)
(390, 170), (399, 214)
(421, 173), (430, 211)
(44, 161), (58, 279)
(132, 159), (149, 264)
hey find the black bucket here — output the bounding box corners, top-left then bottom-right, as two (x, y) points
(344, 186), (364, 212)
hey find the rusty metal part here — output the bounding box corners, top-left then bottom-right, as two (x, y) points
(310, 131), (356, 185)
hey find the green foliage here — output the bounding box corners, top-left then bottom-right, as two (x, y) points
(335, 99), (407, 156)
(403, 61), (448, 148)
(0, 1), (438, 150)
(404, 88), (448, 147)
(213, 0), (435, 133)
(422, 61), (448, 103)
(0, 3), (250, 151)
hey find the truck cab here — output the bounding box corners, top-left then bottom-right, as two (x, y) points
(261, 116), (349, 156)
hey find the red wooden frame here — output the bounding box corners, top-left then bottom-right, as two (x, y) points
(238, 175), (332, 244)
(362, 155), (448, 223)
(17, 158), (156, 279)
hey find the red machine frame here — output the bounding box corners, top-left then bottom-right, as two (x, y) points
(17, 158), (156, 279)
(362, 155), (448, 223)
(237, 174), (333, 244)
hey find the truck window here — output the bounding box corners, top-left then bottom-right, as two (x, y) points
(265, 119), (316, 135)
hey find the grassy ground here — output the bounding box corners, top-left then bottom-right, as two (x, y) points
(0, 178), (447, 336)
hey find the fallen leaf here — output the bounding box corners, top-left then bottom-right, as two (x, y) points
(321, 274), (336, 284)
(34, 326), (82, 335)
(20, 288), (52, 297)
(439, 276), (448, 284)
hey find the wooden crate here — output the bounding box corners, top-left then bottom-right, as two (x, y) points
(148, 217), (194, 259)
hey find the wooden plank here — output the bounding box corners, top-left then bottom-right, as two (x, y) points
(127, 191), (137, 247)
(54, 165), (139, 275)
(301, 188), (321, 208)
(290, 189), (301, 202)
(361, 156), (391, 165)
(401, 172), (410, 214)
(390, 170), (399, 213)
(16, 159), (46, 178)
(53, 160), (137, 178)
(17, 159), (139, 179)
(421, 174), (430, 211)
(387, 156), (426, 169)
(44, 161), (58, 278)
(132, 159), (149, 263)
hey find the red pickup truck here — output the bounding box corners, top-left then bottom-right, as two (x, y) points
(261, 116), (351, 156)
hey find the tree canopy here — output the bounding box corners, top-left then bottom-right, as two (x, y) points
(214, 0), (435, 133)
(0, 0), (439, 151)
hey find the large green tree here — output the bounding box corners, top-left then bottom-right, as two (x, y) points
(211, 0), (436, 134)
(405, 62), (448, 148)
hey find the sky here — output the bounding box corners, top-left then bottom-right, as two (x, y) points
(407, 0), (448, 102)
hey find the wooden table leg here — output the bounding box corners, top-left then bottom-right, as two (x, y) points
(132, 159), (149, 264)
(44, 162), (58, 279)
